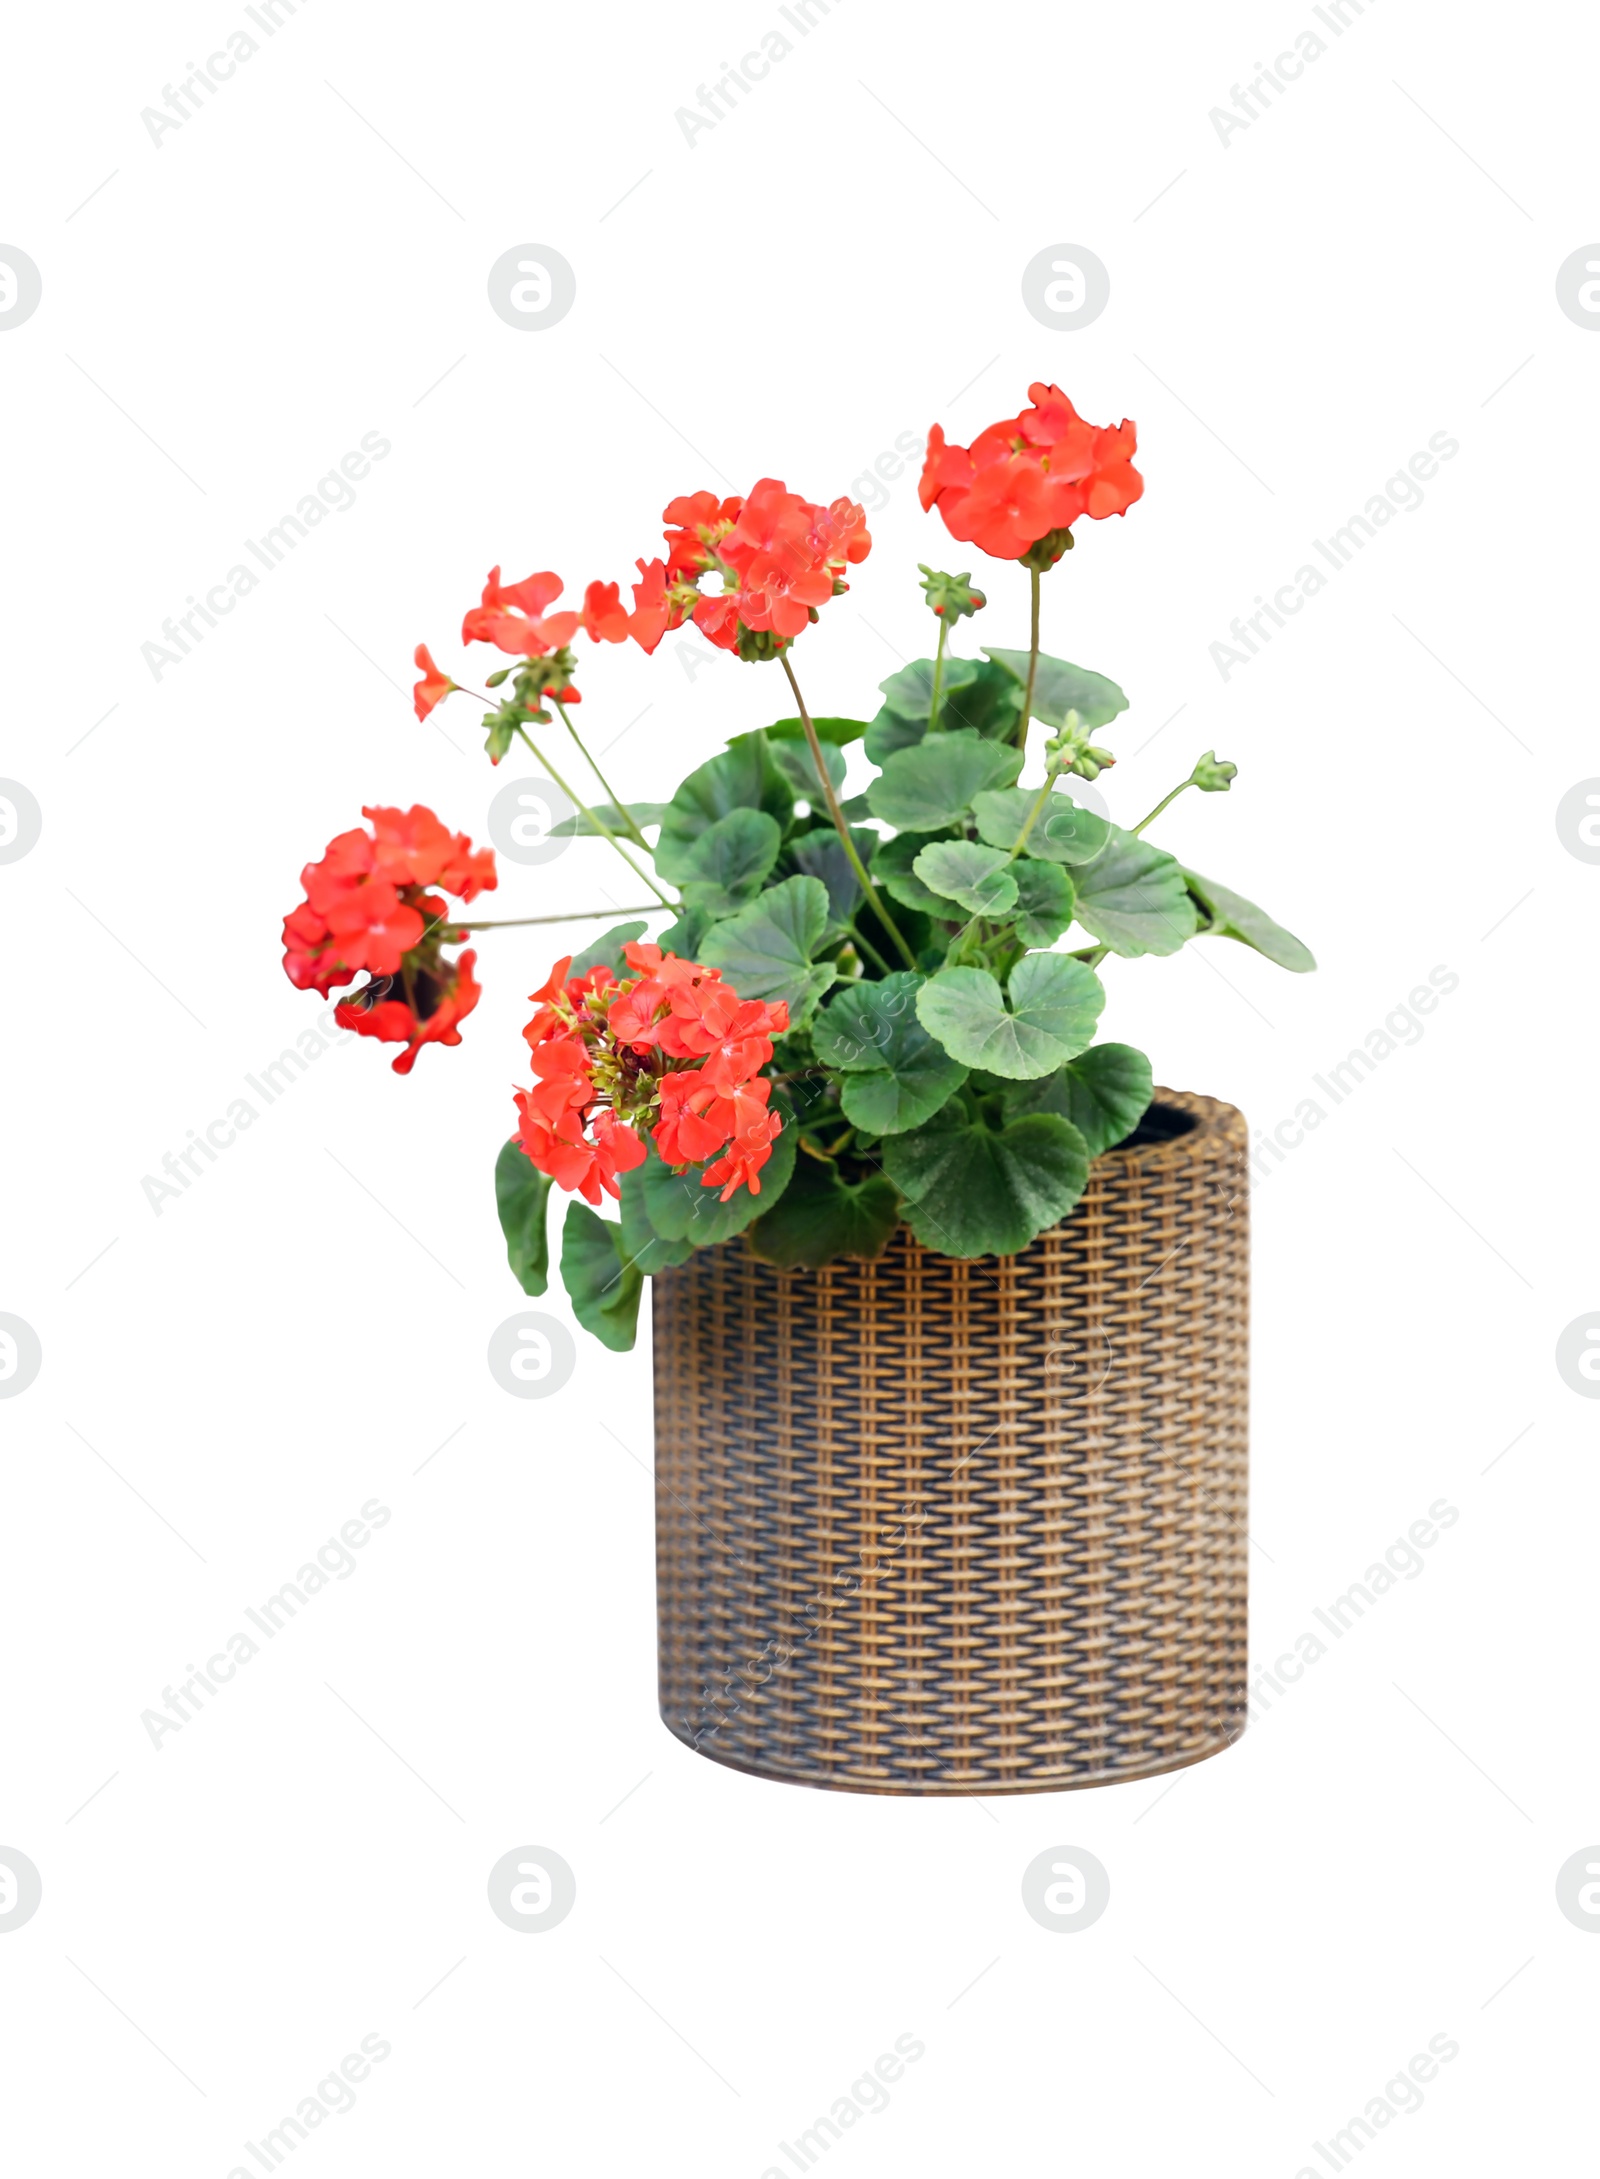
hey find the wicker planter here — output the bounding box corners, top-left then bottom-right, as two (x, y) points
(652, 1089), (1250, 1795)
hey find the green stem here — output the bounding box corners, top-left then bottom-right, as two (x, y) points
(512, 724), (675, 907)
(926, 617), (948, 736)
(1017, 565), (1041, 749)
(453, 905), (660, 931)
(1006, 767), (1061, 863)
(551, 695), (651, 850)
(846, 922), (893, 977)
(779, 650), (917, 972)
(1130, 779), (1195, 835)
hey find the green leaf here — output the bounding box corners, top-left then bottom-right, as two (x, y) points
(866, 658), (1023, 760)
(863, 702), (928, 765)
(657, 903), (709, 957)
(783, 826), (871, 924)
(569, 920), (649, 978)
(550, 800), (667, 838)
(880, 1107), (1090, 1257)
(880, 655), (980, 719)
(917, 952), (1105, 1080)
(1183, 868), (1316, 972)
(770, 735), (848, 808)
(1007, 1043), (1154, 1156)
(1010, 859), (1076, 948)
(634, 1123), (798, 1246)
(912, 840), (1019, 917)
(936, 657), (1027, 741)
(747, 1153), (901, 1268)
(494, 1137), (551, 1296)
(656, 740), (792, 880)
(674, 807), (783, 918)
(731, 715), (868, 747)
(618, 1165), (694, 1274)
(983, 649), (1130, 732)
(866, 730), (1024, 832)
(1072, 829), (1198, 957)
(873, 832), (954, 916)
(972, 786), (1109, 864)
(813, 970), (969, 1134)
(698, 874), (838, 1024)
(560, 1201), (644, 1352)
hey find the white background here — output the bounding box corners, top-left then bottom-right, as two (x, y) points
(2, 0), (1596, 2171)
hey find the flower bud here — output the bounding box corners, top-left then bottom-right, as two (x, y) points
(916, 564), (987, 620)
(1191, 749), (1237, 793)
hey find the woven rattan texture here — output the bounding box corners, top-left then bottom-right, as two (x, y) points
(652, 1090), (1250, 1794)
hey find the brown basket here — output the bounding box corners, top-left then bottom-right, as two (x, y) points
(652, 1089), (1250, 1795)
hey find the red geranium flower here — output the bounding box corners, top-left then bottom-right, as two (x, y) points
(513, 942), (788, 1204)
(593, 481), (871, 663)
(281, 805), (497, 1072)
(920, 384), (1143, 562)
(412, 643), (455, 721)
(336, 949), (484, 1077)
(461, 566), (582, 657)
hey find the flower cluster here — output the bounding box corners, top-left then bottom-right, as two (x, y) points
(281, 805), (495, 1074)
(920, 381), (1143, 565)
(515, 942), (789, 1206)
(635, 479), (872, 659)
(412, 479), (871, 738)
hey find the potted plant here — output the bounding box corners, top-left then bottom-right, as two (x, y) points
(283, 383), (1314, 1795)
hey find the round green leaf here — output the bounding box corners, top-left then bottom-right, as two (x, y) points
(1010, 860), (1075, 947)
(783, 826), (872, 924)
(675, 808), (782, 918)
(635, 1123), (798, 1246)
(814, 972), (969, 1133)
(770, 735), (847, 807)
(873, 832), (953, 915)
(1072, 828), (1198, 957)
(699, 874), (838, 1024)
(880, 655), (981, 720)
(747, 1155), (901, 1268)
(916, 952), (1105, 1080)
(972, 786), (1109, 864)
(656, 739), (793, 879)
(983, 648), (1130, 732)
(912, 841), (1019, 917)
(1006, 1042), (1154, 1156)
(880, 1108), (1090, 1258)
(866, 730), (1024, 832)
